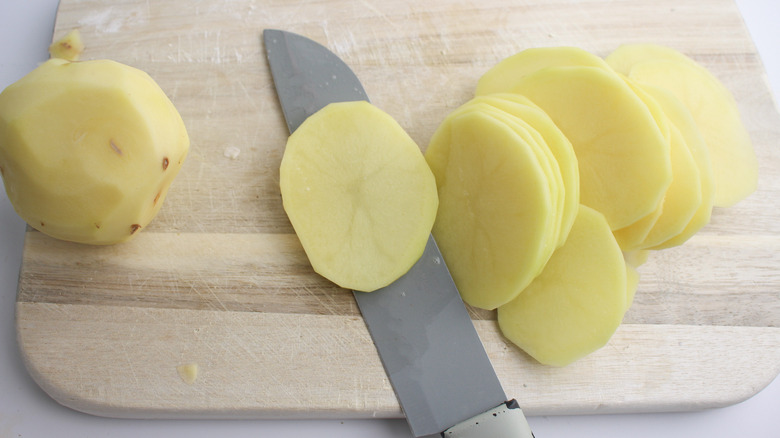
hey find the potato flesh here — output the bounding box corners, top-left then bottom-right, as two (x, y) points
(476, 46), (611, 96)
(49, 29), (85, 61)
(643, 85), (714, 249)
(510, 66), (672, 230)
(497, 205), (627, 367)
(426, 110), (556, 309)
(280, 101), (438, 292)
(606, 44), (757, 207)
(0, 58), (189, 244)
(465, 94), (580, 247)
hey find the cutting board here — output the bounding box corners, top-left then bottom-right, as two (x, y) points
(14, 0), (780, 419)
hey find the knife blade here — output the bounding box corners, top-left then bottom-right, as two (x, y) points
(263, 29), (534, 438)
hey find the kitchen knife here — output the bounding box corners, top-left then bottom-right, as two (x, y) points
(263, 29), (534, 438)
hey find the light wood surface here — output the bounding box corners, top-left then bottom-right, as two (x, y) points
(15, 0), (780, 418)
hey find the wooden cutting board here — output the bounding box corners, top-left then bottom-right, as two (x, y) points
(15, 0), (780, 419)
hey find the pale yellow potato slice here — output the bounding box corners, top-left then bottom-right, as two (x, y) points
(463, 104), (564, 254)
(605, 43), (699, 76)
(638, 124), (702, 248)
(643, 85), (714, 249)
(279, 101), (438, 292)
(512, 66), (672, 230)
(476, 46), (611, 96)
(426, 110), (556, 309)
(497, 205), (627, 367)
(609, 77), (673, 250)
(468, 93), (580, 247)
(427, 101), (563, 257)
(622, 57), (757, 206)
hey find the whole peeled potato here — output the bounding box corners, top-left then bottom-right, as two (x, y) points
(0, 57), (189, 245)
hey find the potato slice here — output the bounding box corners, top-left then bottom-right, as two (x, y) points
(0, 58), (189, 244)
(642, 85), (714, 249)
(609, 77), (673, 250)
(279, 101), (438, 292)
(638, 124), (702, 248)
(498, 205), (627, 367)
(606, 45), (757, 206)
(605, 43), (699, 76)
(476, 46), (611, 95)
(511, 66), (672, 230)
(455, 103), (564, 253)
(426, 110), (556, 309)
(467, 93), (580, 247)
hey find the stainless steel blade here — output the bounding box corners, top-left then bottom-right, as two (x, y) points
(263, 29), (510, 437)
(264, 29), (368, 132)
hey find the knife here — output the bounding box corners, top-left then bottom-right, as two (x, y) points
(263, 29), (535, 438)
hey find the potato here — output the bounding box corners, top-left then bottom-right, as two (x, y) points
(438, 101), (564, 253)
(497, 205), (627, 367)
(605, 43), (698, 76)
(476, 46), (611, 96)
(642, 85), (714, 249)
(49, 29), (85, 61)
(465, 94), (580, 247)
(606, 44), (757, 207)
(0, 58), (189, 244)
(280, 101), (438, 292)
(510, 66), (672, 230)
(638, 124), (702, 248)
(425, 109), (557, 309)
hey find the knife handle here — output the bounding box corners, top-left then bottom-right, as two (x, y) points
(441, 400), (534, 438)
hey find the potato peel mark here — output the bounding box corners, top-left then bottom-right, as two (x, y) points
(109, 139), (123, 156)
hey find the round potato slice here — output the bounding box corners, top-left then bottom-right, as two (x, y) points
(642, 85), (714, 249)
(511, 66), (672, 230)
(624, 57), (756, 206)
(497, 205), (627, 367)
(469, 93), (580, 247)
(426, 110), (556, 310)
(280, 101), (438, 292)
(476, 46), (611, 96)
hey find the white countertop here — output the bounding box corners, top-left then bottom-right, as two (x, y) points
(1, 1), (778, 437)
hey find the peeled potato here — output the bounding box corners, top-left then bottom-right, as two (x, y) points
(606, 44), (757, 207)
(426, 109), (556, 309)
(497, 205), (627, 367)
(280, 101), (438, 292)
(510, 66), (672, 230)
(0, 58), (189, 244)
(476, 46), (611, 96)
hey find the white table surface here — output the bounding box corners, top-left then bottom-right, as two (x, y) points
(1, 1), (778, 437)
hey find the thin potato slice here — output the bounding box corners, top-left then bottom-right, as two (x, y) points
(498, 205), (627, 367)
(605, 43), (699, 76)
(612, 50), (757, 206)
(468, 93), (580, 247)
(280, 101), (438, 292)
(512, 66), (672, 229)
(643, 85), (714, 249)
(426, 110), (555, 309)
(638, 124), (702, 248)
(476, 46), (611, 96)
(427, 101), (563, 256)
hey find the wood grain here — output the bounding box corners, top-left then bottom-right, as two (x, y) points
(15, 0), (780, 419)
